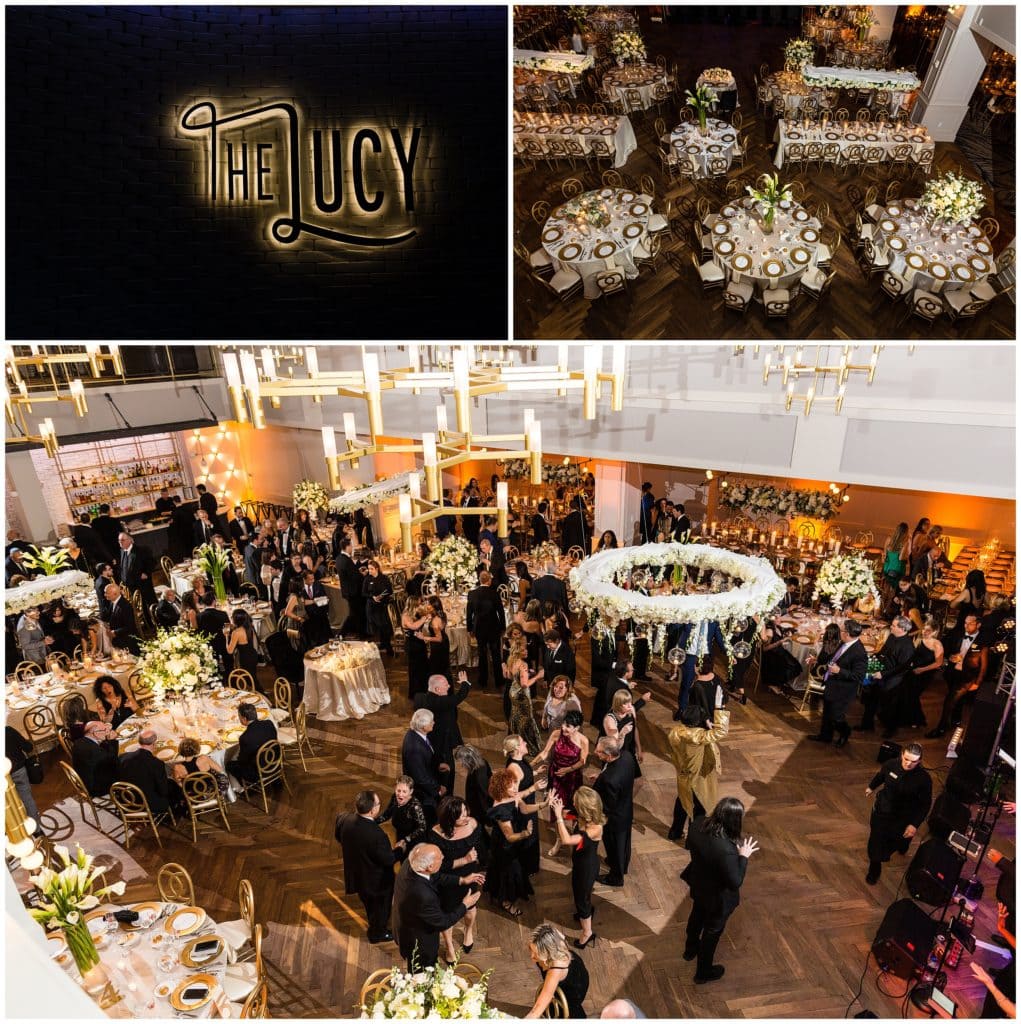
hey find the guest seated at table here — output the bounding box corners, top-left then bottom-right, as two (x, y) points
(376, 774), (429, 861)
(406, 562), (429, 599)
(280, 579), (310, 652)
(760, 620), (803, 692)
(16, 607), (48, 667)
(118, 730), (184, 814)
(94, 563), (116, 618)
(171, 737), (231, 797)
(42, 601), (84, 659)
(191, 576), (216, 608)
(777, 578), (800, 612)
(72, 720), (121, 796)
(155, 588), (182, 629)
(179, 590), (200, 631)
(596, 530), (619, 552)
(64, 700), (93, 741)
(92, 674), (138, 728)
(225, 702), (277, 784)
(226, 607), (261, 680)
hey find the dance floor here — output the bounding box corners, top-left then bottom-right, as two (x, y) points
(31, 647), (1013, 1018)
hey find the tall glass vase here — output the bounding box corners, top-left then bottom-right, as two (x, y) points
(211, 569), (227, 603)
(762, 206), (776, 234)
(64, 918), (101, 976)
(698, 109), (707, 134)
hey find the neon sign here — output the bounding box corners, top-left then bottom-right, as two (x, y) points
(180, 100), (422, 249)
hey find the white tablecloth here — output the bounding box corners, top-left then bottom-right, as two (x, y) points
(697, 69), (738, 107)
(774, 118), (934, 169)
(669, 117), (739, 177)
(603, 65), (668, 111)
(515, 113), (637, 169)
(303, 644), (389, 721)
(513, 49), (593, 74)
(542, 187), (652, 299)
(802, 65), (920, 112)
(872, 199), (996, 294)
(707, 197), (822, 294)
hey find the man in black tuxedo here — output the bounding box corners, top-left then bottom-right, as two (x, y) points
(536, 629), (577, 685)
(776, 578), (800, 613)
(274, 516), (295, 559)
(335, 534), (365, 637)
(401, 709), (444, 822)
(229, 506), (255, 550)
(392, 843), (482, 970)
(95, 564), (116, 619)
(460, 487), (480, 546)
(243, 535), (266, 590)
(530, 501), (551, 546)
(478, 536), (507, 586)
(593, 659), (633, 730)
(808, 618), (868, 748)
(91, 504), (124, 561)
(413, 672), (472, 769)
(154, 589), (182, 629)
(560, 496), (590, 556)
(197, 604), (230, 672)
(592, 736), (637, 887)
(532, 564), (569, 619)
(672, 504), (692, 541)
(71, 721), (120, 796)
(73, 513), (112, 565)
(4, 548), (32, 584)
(193, 509), (216, 547)
(154, 488), (176, 516)
(170, 497), (197, 559)
(117, 532), (157, 622)
(681, 797), (759, 984)
(927, 613), (990, 737)
(466, 571), (505, 689)
(105, 583), (140, 655)
(225, 702), (277, 784)
(857, 616), (916, 736)
(434, 490), (454, 541)
(196, 483), (220, 529)
(118, 731), (180, 814)
(336, 791), (396, 943)
(300, 569), (331, 646)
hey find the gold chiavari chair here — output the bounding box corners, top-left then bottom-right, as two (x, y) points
(235, 741), (290, 814)
(181, 772), (232, 842)
(60, 761), (115, 832)
(109, 781), (176, 849)
(157, 862), (196, 905)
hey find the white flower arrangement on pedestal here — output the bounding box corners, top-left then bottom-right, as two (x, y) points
(720, 482), (842, 520)
(611, 30), (646, 64)
(569, 542), (786, 632)
(425, 536), (479, 592)
(784, 37), (815, 68)
(4, 569), (92, 616)
(135, 627), (220, 704)
(919, 172), (985, 226)
(812, 553), (881, 608)
(292, 479), (330, 513)
(360, 961), (505, 1019)
(329, 473), (411, 514)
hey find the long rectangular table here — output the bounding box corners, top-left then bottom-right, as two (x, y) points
(513, 49), (593, 74)
(514, 113), (637, 169)
(773, 118), (934, 169)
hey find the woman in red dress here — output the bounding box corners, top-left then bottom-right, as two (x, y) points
(533, 709), (588, 857)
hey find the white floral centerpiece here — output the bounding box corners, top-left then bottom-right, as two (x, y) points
(425, 536), (479, 592)
(293, 478), (331, 515)
(720, 482), (842, 520)
(360, 961), (504, 1019)
(135, 626), (220, 704)
(919, 172), (985, 227)
(745, 173), (794, 235)
(4, 569), (92, 616)
(329, 472), (411, 514)
(784, 37), (815, 69)
(802, 66), (921, 91)
(850, 6), (877, 42)
(29, 844), (127, 975)
(570, 542), (786, 633)
(499, 459), (582, 487)
(812, 552), (881, 608)
(532, 541), (562, 567)
(20, 545), (72, 576)
(611, 30), (646, 64)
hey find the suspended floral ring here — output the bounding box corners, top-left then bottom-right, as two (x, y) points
(329, 472), (411, 514)
(569, 542), (786, 634)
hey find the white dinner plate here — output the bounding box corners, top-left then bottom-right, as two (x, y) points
(879, 219), (896, 232)
(713, 220), (729, 235)
(715, 238), (735, 255)
(732, 252), (752, 271)
(763, 259), (785, 277)
(558, 243), (582, 261)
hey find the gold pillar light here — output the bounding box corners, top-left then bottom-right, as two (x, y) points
(362, 351), (383, 438)
(527, 420), (542, 484)
(496, 481), (509, 538)
(322, 426), (340, 491)
(452, 348), (471, 434)
(238, 350), (265, 427)
(611, 343), (626, 412)
(399, 493), (414, 552)
(221, 351), (248, 424)
(422, 431), (440, 502)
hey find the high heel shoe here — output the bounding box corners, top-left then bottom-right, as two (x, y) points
(573, 934), (597, 950)
(461, 941), (474, 954)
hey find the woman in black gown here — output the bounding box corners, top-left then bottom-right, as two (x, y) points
(601, 689), (647, 779)
(901, 618), (945, 729)
(485, 768), (534, 916)
(376, 775), (428, 861)
(401, 600), (432, 699)
(226, 608), (260, 682)
(431, 796), (488, 961)
(362, 561), (394, 655)
(453, 744), (493, 832)
(503, 734), (546, 878)
(423, 596), (452, 681)
(525, 923), (590, 1019)
(760, 620), (802, 690)
(549, 786), (603, 950)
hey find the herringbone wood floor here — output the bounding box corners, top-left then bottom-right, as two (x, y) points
(28, 645), (1014, 1019)
(513, 21), (1016, 342)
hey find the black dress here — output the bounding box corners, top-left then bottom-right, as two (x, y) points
(433, 822), (488, 912)
(507, 755), (540, 877)
(484, 802), (534, 904)
(524, 628), (543, 673)
(377, 795), (428, 860)
(406, 628), (430, 699)
(363, 575), (394, 652)
(426, 621), (452, 680)
(103, 702), (135, 729)
(233, 635), (260, 681)
(901, 642), (936, 728)
(605, 709), (643, 779)
(571, 830), (601, 920)
(536, 953), (589, 1019)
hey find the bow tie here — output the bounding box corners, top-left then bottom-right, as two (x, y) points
(965, 634), (977, 642)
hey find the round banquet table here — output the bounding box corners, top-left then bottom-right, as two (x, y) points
(542, 188), (652, 299)
(806, 17), (844, 44)
(669, 118), (739, 177)
(764, 71), (825, 111)
(320, 576), (350, 631)
(603, 64), (667, 111)
(696, 68), (738, 105)
(440, 594), (477, 668)
(303, 642), (389, 721)
(587, 9), (637, 34)
(56, 900), (233, 1018)
(871, 199), (996, 294)
(707, 197), (822, 295)
(774, 609), (886, 690)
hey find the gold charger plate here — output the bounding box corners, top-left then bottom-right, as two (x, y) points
(543, 227), (563, 243)
(795, 635), (814, 644)
(536, 125), (551, 134)
(598, 187), (614, 199)
(706, 144), (723, 154)
(599, 126), (615, 135)
(165, 906), (207, 936)
(968, 255), (989, 272)
(180, 934), (225, 968)
(790, 247), (810, 265)
(879, 218), (896, 232)
(712, 220), (729, 235)
(824, 131), (839, 140)
(887, 235), (906, 252)
(952, 264), (973, 280)
(787, 130), (802, 139)
(799, 227), (818, 243)
(721, 205), (738, 217)
(975, 240), (992, 254)
(731, 251), (753, 271)
(763, 258), (785, 277)
(560, 125), (576, 134)
(156, 745), (178, 762)
(223, 727), (244, 743)
(929, 262), (949, 279)
(620, 191), (636, 203)
(169, 973), (217, 1013)
(622, 222), (642, 240)
(845, 132), (860, 141)
(794, 209), (809, 222)
(577, 126), (594, 135)
(594, 240), (617, 258)
(558, 242), (582, 261)
(715, 238), (735, 255)
(905, 252), (926, 270)
(865, 133), (879, 141)
(130, 900), (162, 918)
(629, 202), (648, 216)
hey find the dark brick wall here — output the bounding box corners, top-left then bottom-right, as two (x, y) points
(5, 5), (508, 339)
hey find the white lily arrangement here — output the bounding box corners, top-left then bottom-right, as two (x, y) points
(196, 542), (231, 601)
(425, 536), (479, 592)
(360, 961), (504, 1019)
(784, 37), (816, 69)
(812, 553), (881, 608)
(293, 478), (331, 513)
(919, 172), (985, 226)
(29, 844), (127, 931)
(610, 30), (646, 64)
(136, 626), (220, 703)
(330, 473), (411, 514)
(20, 544), (72, 576)
(4, 569), (92, 616)
(851, 7), (878, 31)
(570, 542), (786, 632)
(720, 482), (842, 520)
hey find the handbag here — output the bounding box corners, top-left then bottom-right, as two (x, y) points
(25, 756), (44, 785)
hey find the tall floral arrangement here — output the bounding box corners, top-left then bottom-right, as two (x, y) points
(4, 570), (92, 616)
(20, 545), (71, 576)
(919, 172), (985, 226)
(746, 173), (794, 234)
(292, 479), (330, 513)
(610, 30), (646, 64)
(29, 844), (127, 974)
(500, 459), (583, 486)
(685, 84), (717, 133)
(532, 541), (562, 567)
(360, 961), (504, 1019)
(784, 37), (815, 69)
(850, 6), (877, 42)
(135, 627), (220, 703)
(720, 482), (842, 520)
(812, 553), (881, 608)
(196, 543), (230, 602)
(566, 5), (589, 30)
(425, 536), (479, 592)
